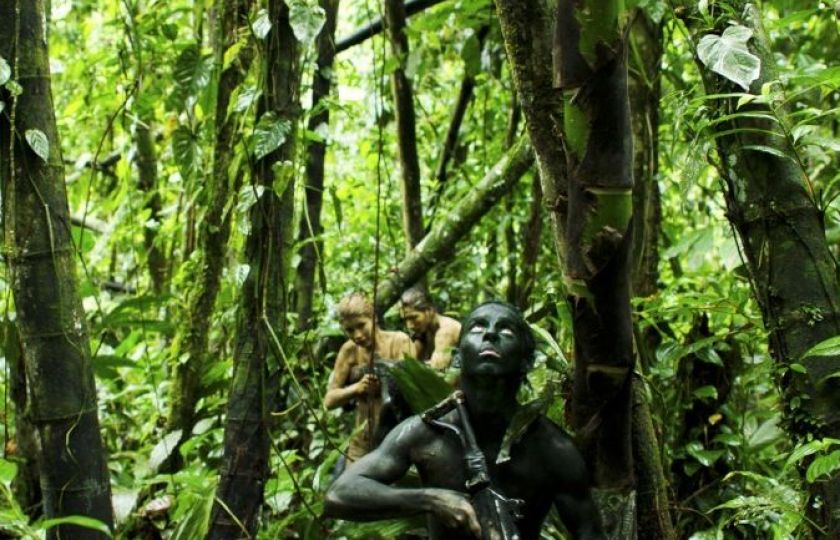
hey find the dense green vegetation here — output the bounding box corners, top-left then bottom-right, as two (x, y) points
(2, 0), (840, 538)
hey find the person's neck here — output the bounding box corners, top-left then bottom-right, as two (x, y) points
(459, 373), (520, 440)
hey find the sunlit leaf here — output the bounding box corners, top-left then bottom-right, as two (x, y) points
(25, 128), (50, 162)
(39, 515), (112, 536)
(252, 112), (290, 160)
(0, 458), (17, 486)
(288, 0), (326, 44)
(802, 335), (840, 358)
(149, 430), (183, 472)
(252, 8), (272, 40)
(807, 449), (840, 482)
(697, 25), (761, 90)
(0, 56), (10, 85)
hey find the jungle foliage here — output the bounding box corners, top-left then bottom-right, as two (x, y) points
(2, 0), (840, 538)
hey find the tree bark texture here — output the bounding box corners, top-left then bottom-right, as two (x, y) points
(5, 320), (42, 519)
(515, 172), (543, 310)
(384, 0), (425, 250)
(206, 0), (301, 537)
(627, 12), (674, 539)
(494, 0), (568, 264)
(688, 4), (840, 536)
(631, 377), (675, 540)
(165, 0), (255, 471)
(134, 116), (168, 293)
(295, 0), (339, 332)
(375, 137), (534, 313)
(0, 1), (114, 537)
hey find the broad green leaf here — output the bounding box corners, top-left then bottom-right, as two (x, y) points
(386, 358), (452, 413)
(288, 0), (326, 45)
(252, 8), (272, 40)
(693, 385), (718, 401)
(697, 25), (761, 91)
(39, 515), (112, 536)
(0, 56), (10, 85)
(112, 488), (140, 524)
(785, 438), (840, 468)
(741, 144), (795, 162)
(25, 129), (50, 162)
(149, 430), (183, 472)
(233, 85), (261, 114)
(802, 335), (840, 358)
(172, 126), (200, 178)
(170, 489), (214, 540)
(5, 79), (22, 96)
(172, 45), (213, 106)
(806, 449), (840, 482)
(252, 112), (290, 160)
(0, 458), (17, 486)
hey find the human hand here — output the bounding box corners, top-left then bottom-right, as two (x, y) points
(427, 489), (481, 538)
(354, 373), (379, 396)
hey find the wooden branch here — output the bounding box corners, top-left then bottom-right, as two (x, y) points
(375, 137), (534, 313)
(335, 0), (447, 54)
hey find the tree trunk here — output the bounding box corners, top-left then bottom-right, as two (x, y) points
(496, 0), (637, 533)
(295, 0), (339, 332)
(375, 138), (534, 313)
(687, 4), (840, 536)
(0, 1), (114, 537)
(134, 114), (168, 293)
(206, 0), (301, 536)
(515, 172), (543, 310)
(384, 0), (425, 250)
(554, 0), (635, 496)
(4, 320), (41, 519)
(627, 12), (674, 539)
(164, 0), (255, 471)
(629, 13), (662, 299)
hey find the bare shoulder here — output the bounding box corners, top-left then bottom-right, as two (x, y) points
(336, 339), (359, 366)
(528, 417), (589, 485)
(379, 414), (437, 453)
(437, 316), (461, 344)
(382, 329), (415, 357)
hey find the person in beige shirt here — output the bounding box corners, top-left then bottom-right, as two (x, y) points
(324, 292), (415, 462)
(399, 287), (461, 371)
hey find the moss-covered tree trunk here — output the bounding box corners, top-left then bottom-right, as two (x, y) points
(134, 112), (167, 293)
(384, 0), (425, 250)
(375, 138), (534, 312)
(686, 3), (840, 536)
(0, 1), (114, 537)
(164, 0), (255, 471)
(627, 11), (675, 540)
(206, 0), (301, 537)
(295, 0), (339, 332)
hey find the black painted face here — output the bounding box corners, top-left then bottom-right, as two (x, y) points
(459, 304), (527, 377)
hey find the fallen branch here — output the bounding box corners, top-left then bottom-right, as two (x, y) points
(335, 0), (447, 54)
(375, 137), (534, 313)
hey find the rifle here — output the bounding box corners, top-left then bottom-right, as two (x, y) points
(422, 391), (524, 540)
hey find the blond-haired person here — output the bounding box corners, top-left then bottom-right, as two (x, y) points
(324, 292), (415, 462)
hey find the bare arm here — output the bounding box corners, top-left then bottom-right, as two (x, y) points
(428, 321), (460, 370)
(551, 442), (605, 540)
(324, 416), (481, 535)
(324, 345), (372, 409)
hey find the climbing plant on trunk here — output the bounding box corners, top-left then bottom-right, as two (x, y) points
(164, 0), (255, 471)
(685, 2), (840, 536)
(0, 0), (114, 537)
(206, 0), (305, 536)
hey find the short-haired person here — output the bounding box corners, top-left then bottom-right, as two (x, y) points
(400, 287), (461, 370)
(324, 292), (415, 462)
(325, 301), (604, 539)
